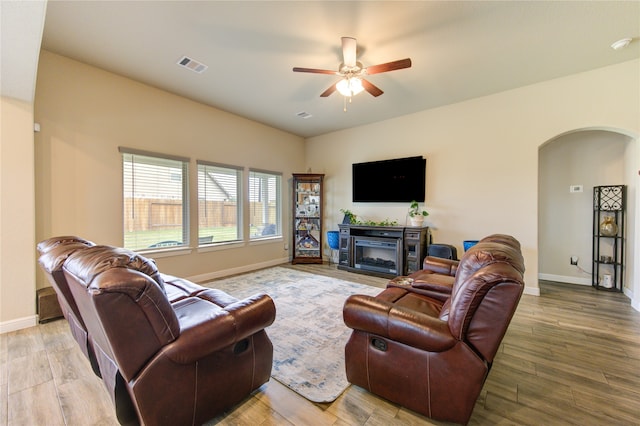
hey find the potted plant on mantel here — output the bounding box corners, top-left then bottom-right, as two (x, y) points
(408, 200), (429, 227)
(340, 209), (357, 224)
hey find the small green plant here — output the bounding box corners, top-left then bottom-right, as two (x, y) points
(340, 209), (398, 226)
(360, 218), (399, 226)
(408, 200), (429, 218)
(340, 209), (357, 224)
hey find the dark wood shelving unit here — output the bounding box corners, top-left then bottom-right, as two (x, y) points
(291, 173), (324, 264)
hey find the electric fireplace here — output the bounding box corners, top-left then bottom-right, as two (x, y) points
(354, 237), (402, 275)
(338, 224), (430, 278)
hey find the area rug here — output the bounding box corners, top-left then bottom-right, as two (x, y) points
(206, 267), (381, 403)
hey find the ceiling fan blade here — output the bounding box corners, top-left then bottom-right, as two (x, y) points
(293, 67), (338, 75)
(365, 58), (412, 75)
(320, 83), (337, 97)
(342, 37), (357, 68)
(361, 79), (384, 97)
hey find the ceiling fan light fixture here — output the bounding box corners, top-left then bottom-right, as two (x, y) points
(337, 77), (364, 97)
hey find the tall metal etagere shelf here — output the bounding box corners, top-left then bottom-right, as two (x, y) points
(592, 185), (625, 292)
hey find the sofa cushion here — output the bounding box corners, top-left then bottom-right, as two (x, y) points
(454, 241), (525, 287)
(39, 241), (96, 274)
(37, 236), (95, 254)
(479, 233), (521, 251)
(64, 245), (167, 294)
(162, 273), (207, 302)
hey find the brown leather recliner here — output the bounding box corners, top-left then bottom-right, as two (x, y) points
(396, 233), (522, 301)
(61, 244), (276, 425)
(343, 235), (525, 425)
(37, 236), (102, 376)
(38, 237), (232, 423)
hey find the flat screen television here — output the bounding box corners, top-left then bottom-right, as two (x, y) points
(352, 156), (426, 202)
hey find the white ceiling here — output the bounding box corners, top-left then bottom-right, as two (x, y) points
(0, 0), (46, 102)
(39, 1), (640, 138)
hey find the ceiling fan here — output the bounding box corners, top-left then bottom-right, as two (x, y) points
(293, 37), (412, 99)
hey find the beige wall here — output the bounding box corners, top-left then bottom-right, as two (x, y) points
(34, 50), (305, 284)
(1, 97), (37, 330)
(306, 59), (640, 298)
(539, 130), (632, 285)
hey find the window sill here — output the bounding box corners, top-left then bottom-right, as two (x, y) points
(137, 247), (193, 258)
(249, 236), (284, 246)
(197, 241), (245, 253)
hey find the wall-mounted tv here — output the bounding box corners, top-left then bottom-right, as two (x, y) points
(352, 156), (426, 203)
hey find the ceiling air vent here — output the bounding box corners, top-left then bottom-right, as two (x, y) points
(177, 56), (208, 74)
(296, 111), (313, 119)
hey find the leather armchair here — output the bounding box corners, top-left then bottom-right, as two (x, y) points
(60, 244), (275, 425)
(343, 236), (525, 424)
(37, 237), (218, 382)
(393, 234), (522, 301)
(37, 236), (102, 376)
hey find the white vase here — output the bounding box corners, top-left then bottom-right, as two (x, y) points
(409, 216), (424, 227)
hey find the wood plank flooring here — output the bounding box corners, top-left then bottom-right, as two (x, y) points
(1, 263), (639, 425)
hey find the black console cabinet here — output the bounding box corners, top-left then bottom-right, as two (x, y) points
(338, 224), (430, 278)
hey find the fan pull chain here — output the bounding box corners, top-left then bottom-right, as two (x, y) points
(343, 96), (353, 112)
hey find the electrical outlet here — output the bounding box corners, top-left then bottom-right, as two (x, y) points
(570, 256), (578, 265)
(284, 243), (288, 251)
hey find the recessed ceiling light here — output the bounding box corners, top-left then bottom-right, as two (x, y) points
(611, 38), (632, 51)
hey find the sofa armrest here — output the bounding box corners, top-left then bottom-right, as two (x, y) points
(163, 293), (275, 364)
(422, 256), (459, 276)
(343, 294), (456, 352)
(401, 273), (455, 302)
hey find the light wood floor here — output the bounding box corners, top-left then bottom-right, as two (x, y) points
(1, 263), (639, 425)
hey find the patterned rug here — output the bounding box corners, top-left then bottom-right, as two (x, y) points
(207, 267), (381, 403)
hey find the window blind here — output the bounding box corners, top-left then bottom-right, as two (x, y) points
(197, 161), (242, 243)
(120, 148), (189, 250)
(248, 169), (282, 239)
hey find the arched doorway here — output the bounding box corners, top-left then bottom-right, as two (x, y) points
(538, 128), (638, 308)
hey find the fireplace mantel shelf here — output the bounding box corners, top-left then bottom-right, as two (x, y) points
(337, 224), (430, 279)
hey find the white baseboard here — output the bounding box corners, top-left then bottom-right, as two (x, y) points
(186, 257), (290, 283)
(538, 273), (592, 286)
(523, 286), (541, 296)
(0, 315), (37, 334)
